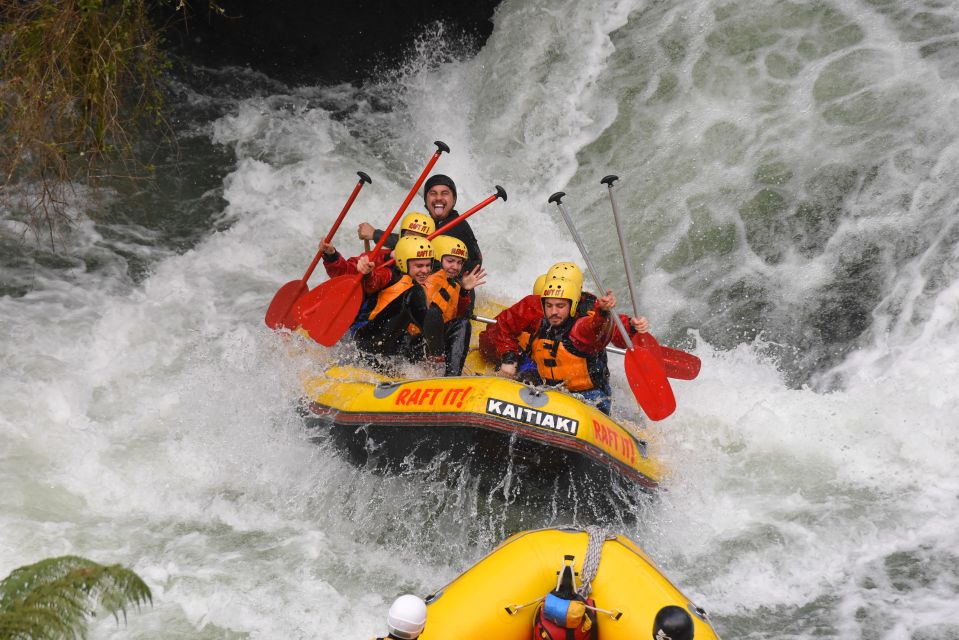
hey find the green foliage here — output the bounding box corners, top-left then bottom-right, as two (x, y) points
(0, 0), (173, 246)
(0, 555), (152, 640)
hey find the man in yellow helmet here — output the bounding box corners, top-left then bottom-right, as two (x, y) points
(542, 261), (649, 337)
(357, 175), (482, 271)
(419, 235), (487, 375)
(480, 266), (648, 414)
(352, 236), (444, 367)
(318, 212), (435, 337)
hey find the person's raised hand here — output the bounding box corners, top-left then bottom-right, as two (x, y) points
(461, 265), (487, 291)
(357, 222), (375, 241)
(597, 289), (617, 312)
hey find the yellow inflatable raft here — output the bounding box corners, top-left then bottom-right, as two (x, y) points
(419, 526), (721, 640)
(302, 366), (663, 491)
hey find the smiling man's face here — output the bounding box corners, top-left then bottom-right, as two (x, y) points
(425, 185), (455, 221)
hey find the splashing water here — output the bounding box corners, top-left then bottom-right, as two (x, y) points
(3, 0), (959, 637)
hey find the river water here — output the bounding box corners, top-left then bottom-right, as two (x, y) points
(2, 0), (959, 638)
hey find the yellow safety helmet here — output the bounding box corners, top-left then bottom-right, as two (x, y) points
(394, 236), (435, 273)
(546, 261), (584, 289)
(400, 211), (436, 237)
(532, 273), (548, 296)
(431, 235), (468, 261)
(540, 276), (582, 317)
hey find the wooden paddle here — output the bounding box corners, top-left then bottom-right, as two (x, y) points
(264, 171), (371, 330)
(549, 191), (676, 421)
(298, 184), (506, 346)
(291, 141), (450, 346)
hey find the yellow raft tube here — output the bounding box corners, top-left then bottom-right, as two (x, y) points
(418, 527), (721, 640)
(302, 366), (663, 490)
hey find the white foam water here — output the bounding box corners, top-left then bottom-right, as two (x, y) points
(3, 0), (959, 637)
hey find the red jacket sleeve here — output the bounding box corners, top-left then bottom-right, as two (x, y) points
(478, 294), (543, 362)
(322, 252), (349, 278)
(363, 263), (394, 294)
(344, 247), (391, 275)
(569, 302), (614, 353)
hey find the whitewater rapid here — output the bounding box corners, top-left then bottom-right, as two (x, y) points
(3, 0), (959, 637)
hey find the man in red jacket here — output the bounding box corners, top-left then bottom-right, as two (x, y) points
(479, 275), (647, 414)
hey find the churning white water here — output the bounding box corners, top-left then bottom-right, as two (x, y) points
(3, 0), (959, 637)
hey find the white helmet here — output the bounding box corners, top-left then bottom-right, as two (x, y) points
(387, 594), (427, 639)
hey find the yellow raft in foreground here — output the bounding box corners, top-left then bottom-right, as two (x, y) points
(302, 365), (663, 491)
(419, 526), (721, 640)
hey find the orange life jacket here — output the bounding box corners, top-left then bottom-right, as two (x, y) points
(527, 313), (610, 392)
(518, 331), (532, 352)
(368, 275), (415, 321)
(529, 335), (595, 391)
(422, 270), (461, 323)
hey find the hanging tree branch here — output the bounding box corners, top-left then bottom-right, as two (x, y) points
(0, 0), (176, 248)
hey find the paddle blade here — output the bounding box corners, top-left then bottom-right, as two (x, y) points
(293, 275), (364, 346)
(639, 332), (702, 380)
(265, 279), (307, 329)
(624, 334), (676, 421)
(660, 345), (701, 380)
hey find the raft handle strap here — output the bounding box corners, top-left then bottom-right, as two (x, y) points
(505, 596), (544, 615)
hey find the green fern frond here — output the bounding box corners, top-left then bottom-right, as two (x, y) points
(0, 555), (152, 639)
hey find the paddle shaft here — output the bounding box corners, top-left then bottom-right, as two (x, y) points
(299, 141), (449, 319)
(303, 171), (372, 283)
(549, 194), (634, 349)
(601, 175), (642, 319)
(370, 141), (449, 259)
(264, 171), (372, 328)
(378, 186), (506, 270)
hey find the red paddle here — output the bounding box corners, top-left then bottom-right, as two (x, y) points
(654, 341), (702, 380)
(601, 174), (702, 383)
(292, 141), (450, 345)
(264, 171), (371, 330)
(625, 333), (675, 420)
(298, 184), (506, 345)
(549, 191), (676, 421)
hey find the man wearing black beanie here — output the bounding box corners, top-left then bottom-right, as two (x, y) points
(358, 173), (483, 271)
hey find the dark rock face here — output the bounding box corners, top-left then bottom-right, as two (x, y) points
(162, 0), (503, 84)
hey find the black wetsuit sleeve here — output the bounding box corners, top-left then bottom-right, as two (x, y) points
(372, 229), (399, 249)
(459, 225), (482, 270)
(404, 286), (428, 326)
